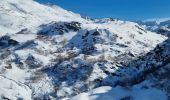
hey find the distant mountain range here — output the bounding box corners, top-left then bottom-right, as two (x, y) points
(136, 18), (170, 37)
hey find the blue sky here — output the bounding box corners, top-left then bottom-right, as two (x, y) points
(36, 0), (170, 21)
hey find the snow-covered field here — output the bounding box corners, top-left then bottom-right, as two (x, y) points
(0, 75), (32, 100)
(68, 84), (167, 100)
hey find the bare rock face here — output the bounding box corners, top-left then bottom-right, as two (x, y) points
(38, 21), (81, 35)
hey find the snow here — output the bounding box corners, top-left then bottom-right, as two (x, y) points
(0, 0), (169, 99)
(138, 18), (170, 32)
(68, 85), (167, 100)
(11, 34), (36, 43)
(2, 63), (30, 82)
(0, 75), (32, 100)
(0, 0), (84, 35)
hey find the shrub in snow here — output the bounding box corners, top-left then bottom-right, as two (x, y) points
(116, 43), (128, 48)
(81, 43), (96, 54)
(1, 95), (11, 100)
(137, 31), (143, 35)
(60, 38), (68, 47)
(56, 61), (73, 75)
(8, 39), (19, 45)
(94, 77), (104, 85)
(0, 49), (11, 59)
(51, 50), (76, 63)
(67, 51), (77, 59)
(16, 28), (30, 34)
(0, 35), (19, 47)
(129, 34), (135, 39)
(51, 54), (65, 63)
(30, 71), (45, 83)
(5, 64), (12, 69)
(77, 64), (93, 80)
(25, 54), (42, 69)
(17, 62), (25, 69)
(82, 31), (90, 39)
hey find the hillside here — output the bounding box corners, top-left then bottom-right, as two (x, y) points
(0, 0), (169, 100)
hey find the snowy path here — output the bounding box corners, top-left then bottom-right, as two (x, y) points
(0, 75), (32, 100)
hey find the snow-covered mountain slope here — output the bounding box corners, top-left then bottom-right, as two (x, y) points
(68, 84), (167, 100)
(0, 0), (83, 35)
(0, 75), (32, 100)
(137, 18), (170, 37)
(0, 0), (169, 100)
(69, 37), (170, 100)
